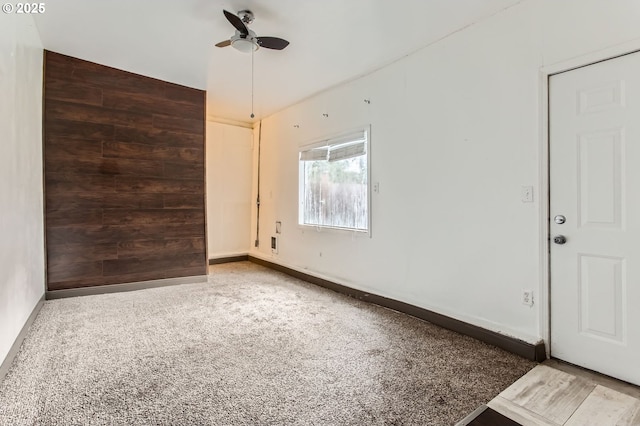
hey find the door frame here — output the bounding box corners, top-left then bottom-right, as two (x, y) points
(539, 40), (640, 359)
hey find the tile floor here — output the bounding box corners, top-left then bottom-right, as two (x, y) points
(487, 360), (640, 425)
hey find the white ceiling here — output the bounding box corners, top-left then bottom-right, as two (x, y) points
(33, 0), (523, 125)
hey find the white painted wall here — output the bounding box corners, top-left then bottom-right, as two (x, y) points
(249, 0), (640, 344)
(206, 120), (253, 259)
(0, 15), (45, 365)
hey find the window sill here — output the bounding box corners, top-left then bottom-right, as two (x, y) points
(298, 224), (371, 238)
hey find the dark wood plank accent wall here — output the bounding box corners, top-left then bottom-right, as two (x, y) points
(43, 51), (207, 291)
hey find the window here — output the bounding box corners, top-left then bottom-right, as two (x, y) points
(298, 127), (370, 233)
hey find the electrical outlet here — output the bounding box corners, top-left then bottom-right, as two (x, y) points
(271, 236), (278, 254)
(522, 289), (533, 306)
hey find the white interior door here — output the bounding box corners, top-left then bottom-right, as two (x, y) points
(550, 52), (640, 386)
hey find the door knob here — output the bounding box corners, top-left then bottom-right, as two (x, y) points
(554, 215), (566, 224)
(553, 235), (567, 245)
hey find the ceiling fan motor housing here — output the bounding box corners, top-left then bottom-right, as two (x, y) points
(238, 10), (254, 25)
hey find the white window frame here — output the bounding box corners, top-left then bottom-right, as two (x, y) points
(298, 125), (371, 236)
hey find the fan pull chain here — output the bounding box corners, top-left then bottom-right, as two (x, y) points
(250, 46), (255, 119)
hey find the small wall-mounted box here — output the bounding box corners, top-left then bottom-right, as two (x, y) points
(271, 236), (278, 254)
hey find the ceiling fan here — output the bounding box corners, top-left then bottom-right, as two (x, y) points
(215, 10), (290, 53)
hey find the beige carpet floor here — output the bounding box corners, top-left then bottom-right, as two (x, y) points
(0, 262), (536, 425)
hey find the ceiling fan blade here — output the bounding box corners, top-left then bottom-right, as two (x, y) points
(223, 10), (248, 35)
(215, 39), (231, 48)
(256, 37), (290, 50)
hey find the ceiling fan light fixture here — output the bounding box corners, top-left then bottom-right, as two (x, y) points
(232, 38), (258, 53)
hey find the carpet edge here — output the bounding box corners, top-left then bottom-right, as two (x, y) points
(45, 275), (208, 300)
(0, 294), (45, 384)
(455, 405), (488, 426)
